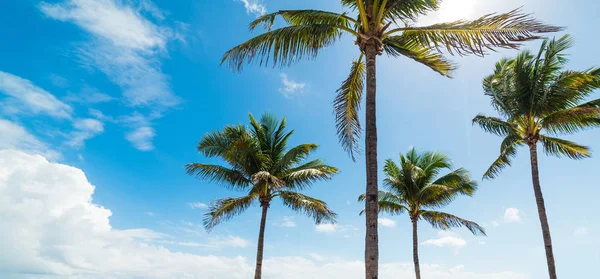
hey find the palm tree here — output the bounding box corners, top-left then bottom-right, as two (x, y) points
(186, 113), (338, 279)
(359, 148), (485, 279)
(473, 35), (600, 279)
(221, 3), (559, 277)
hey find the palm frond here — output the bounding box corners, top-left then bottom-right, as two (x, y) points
(472, 114), (515, 136)
(203, 195), (256, 231)
(250, 10), (354, 31)
(283, 161), (339, 191)
(383, 35), (455, 77)
(185, 163), (251, 190)
(358, 190), (409, 216)
(542, 106), (600, 135)
(483, 134), (523, 179)
(383, 0), (442, 22)
(542, 69), (600, 113)
(334, 55), (366, 161)
(276, 143), (319, 171)
(540, 135), (590, 159)
(197, 125), (249, 158)
(396, 8), (562, 56)
(252, 171), (285, 188)
(277, 191), (337, 224)
(222, 24), (345, 71)
(420, 210), (486, 236)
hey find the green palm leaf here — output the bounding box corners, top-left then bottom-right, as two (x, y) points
(185, 163), (251, 190)
(334, 55), (366, 160)
(221, 24), (345, 71)
(204, 195), (256, 231)
(395, 8), (562, 56)
(383, 35), (456, 77)
(472, 114), (515, 137)
(420, 210), (486, 236)
(540, 135), (590, 159)
(250, 10), (354, 31)
(277, 191), (337, 224)
(483, 134), (523, 179)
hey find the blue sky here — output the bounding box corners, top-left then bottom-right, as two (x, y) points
(0, 0), (598, 278)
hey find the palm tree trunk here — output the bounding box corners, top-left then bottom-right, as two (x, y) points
(529, 143), (557, 279)
(254, 202), (269, 279)
(364, 43), (379, 279)
(412, 218), (421, 279)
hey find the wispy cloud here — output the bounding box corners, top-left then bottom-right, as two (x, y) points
(492, 207), (523, 227)
(236, 0), (266, 16)
(67, 118), (105, 148)
(188, 202), (208, 209)
(574, 226), (589, 236)
(40, 0), (182, 151)
(278, 73), (306, 98)
(0, 71), (72, 118)
(422, 231), (467, 249)
(126, 126), (156, 151)
(274, 216), (296, 228)
(64, 86), (114, 104)
(378, 218), (397, 228)
(0, 119), (61, 160)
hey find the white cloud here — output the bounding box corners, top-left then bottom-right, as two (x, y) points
(574, 227), (589, 236)
(314, 224), (357, 238)
(0, 150), (531, 278)
(126, 126), (156, 151)
(274, 216), (296, 228)
(0, 119), (61, 160)
(260, 258), (529, 279)
(0, 71), (72, 118)
(315, 223), (337, 233)
(422, 231), (467, 248)
(503, 208), (522, 223)
(0, 149), (255, 278)
(40, 0), (181, 151)
(188, 202), (208, 209)
(378, 218), (397, 228)
(146, 212), (155, 217)
(49, 74), (69, 88)
(491, 207), (523, 227)
(40, 0), (168, 51)
(236, 0), (266, 16)
(64, 86), (114, 104)
(278, 73), (306, 98)
(160, 235), (251, 250)
(204, 236), (252, 249)
(67, 118), (105, 148)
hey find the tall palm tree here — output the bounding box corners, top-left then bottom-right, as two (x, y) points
(473, 35), (600, 279)
(221, 2), (559, 277)
(186, 113), (338, 279)
(359, 148), (485, 279)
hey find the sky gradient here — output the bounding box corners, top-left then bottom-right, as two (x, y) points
(0, 0), (598, 278)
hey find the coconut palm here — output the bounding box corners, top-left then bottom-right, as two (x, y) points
(221, 2), (559, 276)
(186, 113), (338, 279)
(359, 148), (485, 279)
(473, 35), (600, 279)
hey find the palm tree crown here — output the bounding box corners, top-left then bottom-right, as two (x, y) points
(360, 148), (485, 235)
(222, 2), (560, 157)
(473, 35), (600, 179)
(359, 148), (484, 279)
(186, 113), (338, 230)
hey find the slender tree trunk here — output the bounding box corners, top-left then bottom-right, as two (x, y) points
(412, 218), (421, 279)
(529, 143), (557, 279)
(364, 43), (379, 279)
(254, 202), (269, 279)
